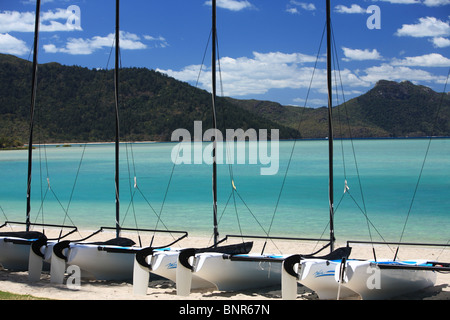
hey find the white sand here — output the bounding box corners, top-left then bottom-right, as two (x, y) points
(0, 227), (448, 300)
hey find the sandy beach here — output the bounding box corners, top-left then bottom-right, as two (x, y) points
(0, 227), (449, 301)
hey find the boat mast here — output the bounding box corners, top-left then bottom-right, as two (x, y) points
(326, 0), (335, 252)
(26, 0), (41, 232)
(211, 0), (219, 247)
(114, 0), (120, 238)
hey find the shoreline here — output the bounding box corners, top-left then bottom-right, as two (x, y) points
(0, 227), (448, 301)
(2, 136), (448, 151)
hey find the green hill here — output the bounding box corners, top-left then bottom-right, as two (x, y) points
(0, 54), (299, 147)
(0, 53), (449, 148)
(227, 80), (450, 138)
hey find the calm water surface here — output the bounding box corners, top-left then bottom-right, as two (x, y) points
(0, 139), (448, 244)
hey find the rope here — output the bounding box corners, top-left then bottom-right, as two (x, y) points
(397, 68), (450, 249)
(0, 205), (8, 222)
(262, 23), (327, 251)
(215, 28), (279, 248)
(330, 24), (373, 246)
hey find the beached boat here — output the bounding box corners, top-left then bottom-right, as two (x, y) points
(0, 0), (77, 282)
(280, 0), (358, 300)
(334, 258), (449, 300)
(172, 0), (352, 297)
(132, 0), (254, 294)
(50, 0), (186, 283)
(281, 0), (449, 300)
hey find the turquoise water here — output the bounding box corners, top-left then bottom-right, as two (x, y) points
(0, 139), (449, 244)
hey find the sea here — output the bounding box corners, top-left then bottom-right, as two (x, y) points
(0, 138), (449, 245)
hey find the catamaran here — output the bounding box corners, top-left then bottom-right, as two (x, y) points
(281, 0), (450, 300)
(132, 0), (256, 295)
(49, 0), (187, 283)
(0, 0), (77, 282)
(171, 0), (352, 297)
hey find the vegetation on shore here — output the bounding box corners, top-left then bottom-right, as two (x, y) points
(0, 290), (50, 300)
(1, 53), (449, 149)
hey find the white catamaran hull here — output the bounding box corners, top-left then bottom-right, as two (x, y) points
(64, 243), (137, 281)
(0, 237), (33, 271)
(191, 253), (283, 291)
(0, 236), (53, 272)
(337, 260), (437, 300)
(298, 259), (358, 300)
(149, 250), (216, 289)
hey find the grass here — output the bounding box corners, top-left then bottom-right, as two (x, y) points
(0, 290), (50, 300)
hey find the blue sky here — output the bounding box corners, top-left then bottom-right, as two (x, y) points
(1, 0), (449, 107)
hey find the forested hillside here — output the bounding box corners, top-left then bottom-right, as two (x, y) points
(0, 53), (449, 148)
(227, 80), (450, 139)
(0, 54), (298, 147)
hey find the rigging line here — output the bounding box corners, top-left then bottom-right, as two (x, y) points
(157, 143), (181, 224)
(121, 187), (137, 226)
(62, 143), (87, 237)
(117, 46), (141, 236)
(312, 192), (345, 252)
(213, 25), (250, 244)
(345, 190), (394, 251)
(231, 187), (245, 242)
(32, 185), (49, 227)
(122, 141), (139, 232)
(398, 68), (450, 246)
(435, 239), (450, 261)
(216, 32), (225, 98)
(332, 27), (368, 214)
(316, 189), (397, 256)
(215, 30), (246, 241)
(0, 205), (8, 222)
(120, 93), (139, 231)
(208, 190), (234, 246)
(134, 185), (179, 242)
(34, 82), (82, 235)
(234, 191), (282, 254)
(330, 23), (374, 245)
(264, 22), (327, 245)
(48, 186), (78, 229)
(196, 29), (212, 88)
(36, 107), (45, 229)
(106, 38), (115, 70)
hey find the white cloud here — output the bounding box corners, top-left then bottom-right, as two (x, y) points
(156, 49), (448, 105)
(204, 0), (253, 11)
(342, 47), (382, 61)
(293, 97), (327, 107)
(360, 63), (443, 83)
(0, 11), (35, 33)
(286, 8), (299, 14)
(376, 0), (421, 4)
(430, 36), (450, 47)
(0, 8), (82, 33)
(294, 2), (316, 11)
(143, 35), (169, 48)
(0, 33), (29, 55)
(334, 4), (365, 14)
(44, 31), (147, 55)
(156, 51), (369, 98)
(391, 53), (450, 67)
(378, 0), (450, 5)
(286, 1), (316, 14)
(422, 0), (450, 6)
(396, 16), (450, 38)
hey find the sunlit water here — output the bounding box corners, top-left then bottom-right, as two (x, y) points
(0, 138), (448, 244)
